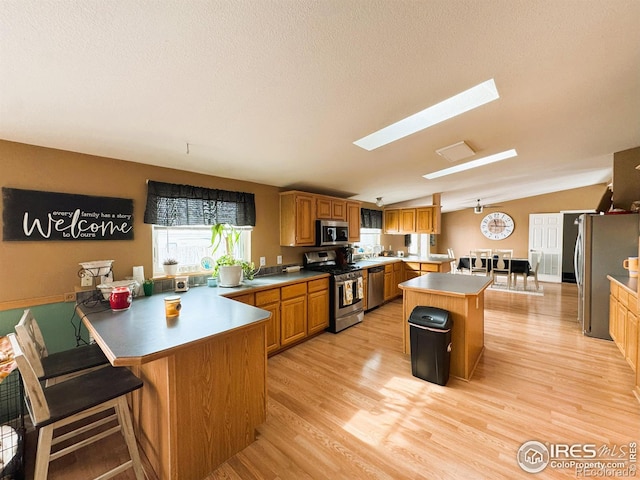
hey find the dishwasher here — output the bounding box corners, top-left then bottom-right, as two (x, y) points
(367, 266), (385, 310)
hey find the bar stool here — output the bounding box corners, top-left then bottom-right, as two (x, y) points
(7, 333), (145, 480)
(14, 309), (109, 385)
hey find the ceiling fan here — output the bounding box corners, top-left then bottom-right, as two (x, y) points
(473, 199), (502, 214)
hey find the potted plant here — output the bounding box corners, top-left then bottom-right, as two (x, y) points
(142, 278), (154, 296)
(163, 258), (179, 276)
(210, 224), (256, 287)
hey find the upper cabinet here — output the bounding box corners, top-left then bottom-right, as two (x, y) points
(383, 206), (441, 234)
(280, 191), (360, 246)
(317, 197), (347, 221)
(280, 192), (316, 246)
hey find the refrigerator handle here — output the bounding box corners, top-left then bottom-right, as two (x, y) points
(574, 230), (582, 286)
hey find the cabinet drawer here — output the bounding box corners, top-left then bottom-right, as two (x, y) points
(619, 289), (630, 308)
(281, 282), (307, 300)
(384, 264), (393, 274)
(421, 263), (439, 272)
(610, 282), (619, 297)
(308, 278), (329, 293)
(405, 262), (421, 271)
(229, 293), (255, 305)
(255, 288), (280, 305)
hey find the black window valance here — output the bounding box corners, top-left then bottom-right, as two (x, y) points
(361, 208), (383, 229)
(143, 180), (256, 227)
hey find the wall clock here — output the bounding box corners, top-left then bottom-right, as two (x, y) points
(480, 212), (515, 240)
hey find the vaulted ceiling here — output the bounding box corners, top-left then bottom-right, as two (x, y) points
(1, 1), (639, 212)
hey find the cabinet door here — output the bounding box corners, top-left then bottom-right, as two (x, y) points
(331, 200), (347, 221)
(610, 293), (619, 342)
(308, 289), (329, 335)
(416, 207), (434, 233)
(626, 309), (638, 372)
(384, 209), (399, 234)
(393, 262), (402, 296)
(617, 302), (627, 355)
(296, 195), (316, 245)
(347, 201), (361, 242)
(316, 197), (332, 219)
(281, 296), (307, 346)
(399, 209), (416, 233)
(383, 264), (395, 301)
(256, 289), (281, 354)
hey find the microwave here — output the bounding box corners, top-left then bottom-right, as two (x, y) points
(316, 220), (349, 246)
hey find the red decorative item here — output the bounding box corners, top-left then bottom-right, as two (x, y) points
(109, 286), (132, 311)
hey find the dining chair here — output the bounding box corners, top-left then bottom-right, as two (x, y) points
(7, 333), (145, 480)
(492, 250), (513, 288)
(14, 309), (109, 385)
(447, 248), (458, 274)
(526, 250), (543, 290)
(469, 249), (492, 276)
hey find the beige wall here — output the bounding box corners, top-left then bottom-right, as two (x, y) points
(0, 140), (297, 305)
(438, 184), (607, 258)
(0, 139), (608, 306)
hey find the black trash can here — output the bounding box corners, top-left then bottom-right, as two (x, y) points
(408, 306), (452, 386)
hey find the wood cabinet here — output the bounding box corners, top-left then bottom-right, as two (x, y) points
(307, 278), (330, 335)
(383, 264), (396, 301)
(361, 268), (368, 311)
(393, 262), (403, 297)
(384, 206), (441, 234)
(317, 197), (346, 221)
(280, 192), (316, 246)
(280, 283), (308, 346)
(609, 278), (638, 374)
(255, 288), (281, 354)
(346, 201), (361, 243)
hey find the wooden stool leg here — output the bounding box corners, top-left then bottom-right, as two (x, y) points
(116, 396), (145, 480)
(35, 424), (54, 480)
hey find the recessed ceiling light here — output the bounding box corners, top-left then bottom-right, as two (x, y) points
(353, 79), (499, 151)
(435, 141), (475, 162)
(423, 149), (518, 180)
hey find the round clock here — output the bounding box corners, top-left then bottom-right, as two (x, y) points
(480, 212), (515, 240)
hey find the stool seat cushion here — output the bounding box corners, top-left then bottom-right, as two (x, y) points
(40, 343), (109, 380)
(38, 366), (142, 427)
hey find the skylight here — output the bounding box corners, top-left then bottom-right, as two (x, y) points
(423, 149), (518, 179)
(353, 79), (500, 151)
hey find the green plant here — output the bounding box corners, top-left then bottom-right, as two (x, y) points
(210, 224), (256, 280)
(143, 278), (154, 285)
(163, 258), (178, 265)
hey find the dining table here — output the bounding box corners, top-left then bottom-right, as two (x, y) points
(457, 256), (532, 277)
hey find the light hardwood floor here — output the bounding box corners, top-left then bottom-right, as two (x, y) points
(36, 282), (640, 479)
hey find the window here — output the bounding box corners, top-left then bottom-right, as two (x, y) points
(407, 234), (431, 256)
(152, 225), (252, 276)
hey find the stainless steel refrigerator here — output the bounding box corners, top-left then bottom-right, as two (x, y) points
(574, 213), (639, 339)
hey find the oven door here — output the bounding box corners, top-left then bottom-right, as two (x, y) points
(335, 276), (364, 315)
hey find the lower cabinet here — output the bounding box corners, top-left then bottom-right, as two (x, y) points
(609, 279), (639, 377)
(307, 278), (330, 335)
(255, 288), (281, 354)
(281, 283), (308, 347)
(383, 264), (395, 301)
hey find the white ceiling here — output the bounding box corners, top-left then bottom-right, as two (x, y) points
(1, 1), (639, 212)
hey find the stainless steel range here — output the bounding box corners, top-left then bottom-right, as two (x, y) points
(304, 250), (364, 333)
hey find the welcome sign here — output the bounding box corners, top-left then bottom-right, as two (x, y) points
(2, 187), (134, 241)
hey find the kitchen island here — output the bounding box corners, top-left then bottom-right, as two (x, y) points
(399, 273), (492, 381)
(77, 287), (271, 480)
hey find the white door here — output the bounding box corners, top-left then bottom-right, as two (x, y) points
(528, 213), (563, 283)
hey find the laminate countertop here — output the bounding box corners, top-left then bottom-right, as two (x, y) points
(77, 286), (272, 366)
(399, 272), (493, 296)
(608, 275), (638, 296)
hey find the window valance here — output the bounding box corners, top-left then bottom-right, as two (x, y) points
(143, 180), (256, 227)
(361, 208), (383, 229)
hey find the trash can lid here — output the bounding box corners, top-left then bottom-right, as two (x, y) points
(408, 306), (452, 329)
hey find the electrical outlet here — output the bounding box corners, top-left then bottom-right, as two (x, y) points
(81, 276), (93, 287)
(64, 292), (76, 302)
(259, 256), (266, 266)
(277, 255), (282, 265)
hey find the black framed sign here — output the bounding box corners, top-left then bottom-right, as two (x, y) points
(2, 187), (134, 241)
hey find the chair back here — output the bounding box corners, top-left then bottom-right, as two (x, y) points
(469, 249), (492, 273)
(447, 248), (455, 259)
(494, 250), (513, 271)
(14, 309), (48, 378)
(7, 333), (50, 424)
(529, 250), (543, 271)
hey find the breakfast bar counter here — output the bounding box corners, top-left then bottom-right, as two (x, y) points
(77, 288), (271, 480)
(399, 273), (492, 380)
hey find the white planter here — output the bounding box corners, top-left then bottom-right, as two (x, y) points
(164, 264), (179, 276)
(218, 265), (243, 287)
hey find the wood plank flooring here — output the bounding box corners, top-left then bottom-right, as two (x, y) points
(36, 282), (639, 479)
